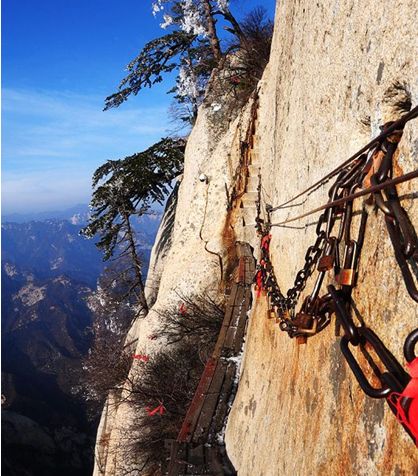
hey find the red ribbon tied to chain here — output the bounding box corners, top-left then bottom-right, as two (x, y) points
(132, 354), (149, 362)
(255, 269), (264, 298)
(388, 357), (418, 445)
(255, 234), (271, 298)
(146, 402), (166, 416)
(261, 234), (271, 251)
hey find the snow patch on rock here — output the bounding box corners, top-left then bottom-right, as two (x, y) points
(53, 276), (71, 286)
(13, 283), (46, 306)
(4, 263), (18, 277)
(50, 257), (64, 270)
(69, 213), (88, 225)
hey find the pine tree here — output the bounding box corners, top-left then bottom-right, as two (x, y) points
(104, 1), (247, 123)
(81, 137), (185, 315)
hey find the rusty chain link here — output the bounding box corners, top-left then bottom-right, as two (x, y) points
(253, 110), (418, 443)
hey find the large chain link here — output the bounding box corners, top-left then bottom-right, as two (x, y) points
(252, 116), (418, 443)
(254, 121), (416, 342)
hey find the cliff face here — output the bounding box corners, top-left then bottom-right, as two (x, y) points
(94, 1), (418, 474)
(93, 88), (256, 475)
(226, 1), (418, 474)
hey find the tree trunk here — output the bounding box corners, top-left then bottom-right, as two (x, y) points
(202, 0), (222, 62)
(123, 211), (149, 315)
(220, 8), (247, 47)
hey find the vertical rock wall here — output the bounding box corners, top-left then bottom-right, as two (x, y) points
(94, 1), (417, 474)
(226, 0), (418, 474)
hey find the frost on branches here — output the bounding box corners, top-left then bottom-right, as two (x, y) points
(151, 0), (165, 15)
(179, 0), (206, 36)
(215, 0), (229, 13)
(107, 1), (272, 124)
(160, 13), (174, 29)
(152, 0), (207, 36)
(177, 63), (199, 99)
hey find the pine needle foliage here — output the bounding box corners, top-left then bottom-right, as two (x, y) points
(104, 1), (273, 124)
(104, 32), (195, 110)
(81, 137), (185, 261)
(210, 7), (274, 110)
(238, 7), (274, 84)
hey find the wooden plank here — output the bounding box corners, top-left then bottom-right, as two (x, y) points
(192, 361), (227, 443)
(233, 318), (248, 353)
(237, 257), (244, 283)
(225, 284), (240, 312)
(221, 302), (238, 328)
(214, 323), (233, 358)
(247, 269), (255, 285)
(224, 286), (247, 350)
(213, 286), (244, 357)
(231, 284), (245, 307)
(229, 287), (245, 326)
(243, 256), (255, 285)
(235, 242), (245, 259)
(223, 326), (237, 350)
(228, 307), (242, 330)
(211, 362), (236, 436)
(193, 361), (227, 442)
(170, 241), (254, 474)
(233, 290), (252, 352)
(222, 305), (238, 328)
(177, 358), (217, 442)
(237, 286), (251, 318)
(224, 310), (249, 356)
(167, 441), (188, 476)
(236, 242), (252, 259)
(228, 249), (253, 292)
(192, 392), (222, 443)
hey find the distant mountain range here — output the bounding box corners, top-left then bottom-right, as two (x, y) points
(2, 207), (162, 285)
(2, 220), (104, 288)
(2, 268), (95, 475)
(1, 206), (162, 476)
(2, 204), (93, 225)
(2, 203), (164, 227)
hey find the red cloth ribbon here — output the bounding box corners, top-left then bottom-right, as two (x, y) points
(388, 357), (418, 445)
(179, 303), (187, 316)
(146, 402), (166, 416)
(261, 234), (271, 251)
(132, 354), (149, 362)
(254, 234), (272, 298)
(255, 269), (264, 298)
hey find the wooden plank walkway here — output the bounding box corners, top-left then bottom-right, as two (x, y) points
(167, 242), (255, 476)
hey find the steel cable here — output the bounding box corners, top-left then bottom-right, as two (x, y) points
(269, 106), (418, 212)
(270, 169), (418, 227)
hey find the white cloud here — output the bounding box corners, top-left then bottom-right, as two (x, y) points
(2, 88), (171, 213)
(2, 168), (93, 213)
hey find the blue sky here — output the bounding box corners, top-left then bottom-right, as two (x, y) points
(2, 0), (276, 214)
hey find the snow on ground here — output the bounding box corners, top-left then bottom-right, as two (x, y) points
(50, 257), (64, 270)
(4, 263), (18, 277)
(13, 283), (46, 306)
